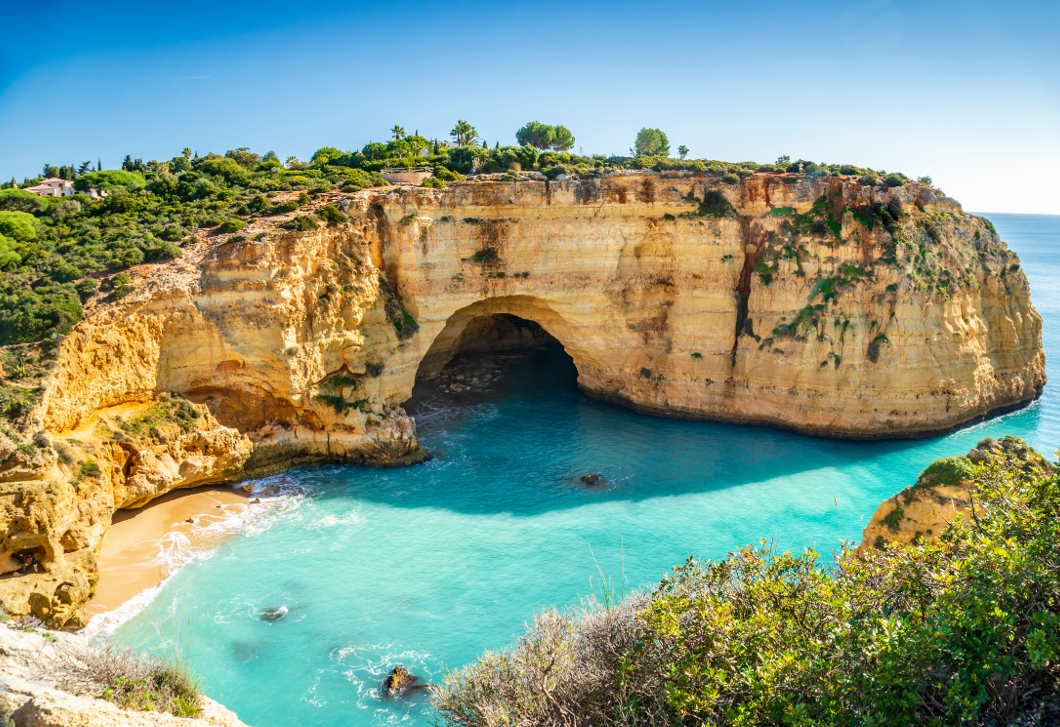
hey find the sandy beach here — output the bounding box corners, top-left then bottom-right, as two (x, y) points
(87, 485), (253, 617)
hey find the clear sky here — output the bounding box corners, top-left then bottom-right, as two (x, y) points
(2, 0), (1057, 214)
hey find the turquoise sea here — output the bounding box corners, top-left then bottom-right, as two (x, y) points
(104, 213), (1059, 727)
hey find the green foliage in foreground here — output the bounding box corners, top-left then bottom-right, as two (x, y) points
(434, 450), (1060, 726)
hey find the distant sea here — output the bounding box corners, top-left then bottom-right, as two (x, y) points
(105, 213), (1059, 727)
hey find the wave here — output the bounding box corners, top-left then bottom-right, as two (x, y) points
(82, 473), (312, 639)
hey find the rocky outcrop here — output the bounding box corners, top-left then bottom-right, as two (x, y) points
(0, 624), (246, 727)
(0, 171), (1044, 627)
(857, 435), (1055, 554)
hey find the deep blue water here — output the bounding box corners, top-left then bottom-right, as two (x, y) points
(105, 213), (1059, 727)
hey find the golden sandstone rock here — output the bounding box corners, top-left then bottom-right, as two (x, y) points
(856, 435), (1055, 555)
(0, 172), (1045, 627)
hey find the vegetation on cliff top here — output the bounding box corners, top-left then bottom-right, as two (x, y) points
(0, 119), (931, 349)
(434, 444), (1060, 726)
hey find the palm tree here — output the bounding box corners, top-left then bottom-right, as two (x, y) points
(391, 125), (406, 140)
(182, 148), (192, 160)
(450, 120), (478, 147)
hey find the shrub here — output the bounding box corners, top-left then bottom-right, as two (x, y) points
(218, 219), (245, 234)
(859, 172), (878, 186)
(422, 177), (445, 189)
(74, 278), (98, 301)
(281, 215), (318, 232)
(316, 205), (347, 225)
(721, 172), (740, 185)
(918, 455), (974, 487)
(272, 200), (300, 214)
(56, 644), (201, 717)
(435, 449), (1060, 727)
(884, 173), (904, 188)
(917, 175), (933, 186)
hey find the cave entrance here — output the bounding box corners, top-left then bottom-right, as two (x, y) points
(407, 304), (580, 415)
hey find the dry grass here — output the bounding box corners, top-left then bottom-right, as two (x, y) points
(54, 643), (202, 718)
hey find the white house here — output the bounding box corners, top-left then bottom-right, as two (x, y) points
(25, 178), (76, 197)
(24, 178), (106, 199)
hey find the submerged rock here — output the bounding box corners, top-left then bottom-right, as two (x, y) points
(261, 606), (288, 621)
(581, 474), (603, 485)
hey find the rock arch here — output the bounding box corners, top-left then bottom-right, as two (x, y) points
(414, 295), (589, 382)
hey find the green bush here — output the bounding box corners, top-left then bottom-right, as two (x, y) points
(859, 173), (878, 186)
(74, 169), (144, 192)
(74, 278), (98, 301)
(218, 219), (245, 234)
(0, 211), (39, 241)
(884, 173), (905, 188)
(272, 200), (300, 214)
(422, 177), (445, 189)
(0, 277), (82, 345)
(721, 172), (740, 185)
(316, 205), (347, 225)
(281, 215), (318, 232)
(919, 454), (975, 487)
(435, 449), (1060, 727)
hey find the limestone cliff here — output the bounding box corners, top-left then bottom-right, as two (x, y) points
(0, 171), (1044, 627)
(856, 435), (1055, 554)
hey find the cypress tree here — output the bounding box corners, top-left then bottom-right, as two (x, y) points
(482, 140), (488, 149)
(97, 159), (102, 171)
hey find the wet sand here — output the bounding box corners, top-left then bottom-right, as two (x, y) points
(87, 485), (252, 616)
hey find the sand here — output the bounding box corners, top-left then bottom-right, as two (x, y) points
(87, 485), (253, 616)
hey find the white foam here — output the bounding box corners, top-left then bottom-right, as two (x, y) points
(81, 475), (311, 639)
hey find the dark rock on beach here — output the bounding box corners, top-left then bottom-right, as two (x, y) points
(580, 473), (603, 485)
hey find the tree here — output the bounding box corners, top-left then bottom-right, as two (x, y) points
(285, 156), (302, 169)
(917, 175), (933, 186)
(0, 211), (39, 241)
(451, 120), (478, 147)
(678, 145), (689, 159)
(391, 125), (406, 140)
(633, 128), (670, 157)
(77, 161), (92, 175)
(43, 164), (59, 179)
(97, 159), (102, 171)
(182, 148), (192, 160)
(776, 155), (790, 166)
(310, 147), (343, 164)
(482, 140), (489, 149)
(516, 122), (555, 150)
(552, 126), (575, 152)
(225, 147), (261, 169)
(262, 150), (279, 163)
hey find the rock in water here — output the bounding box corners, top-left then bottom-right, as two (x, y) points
(381, 665), (418, 697)
(581, 473), (603, 485)
(261, 606), (288, 621)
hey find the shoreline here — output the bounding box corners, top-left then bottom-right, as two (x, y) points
(86, 485), (254, 623)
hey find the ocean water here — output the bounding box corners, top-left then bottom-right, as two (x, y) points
(105, 213), (1059, 727)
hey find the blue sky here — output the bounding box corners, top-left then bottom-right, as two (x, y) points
(2, 0), (1057, 213)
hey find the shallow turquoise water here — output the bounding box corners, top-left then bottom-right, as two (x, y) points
(107, 213), (1059, 727)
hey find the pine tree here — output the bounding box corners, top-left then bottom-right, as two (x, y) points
(97, 159), (102, 171)
(482, 140), (488, 149)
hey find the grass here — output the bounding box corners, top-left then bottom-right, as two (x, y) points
(66, 646), (201, 717)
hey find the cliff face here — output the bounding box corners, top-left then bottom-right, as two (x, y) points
(0, 172), (1044, 627)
